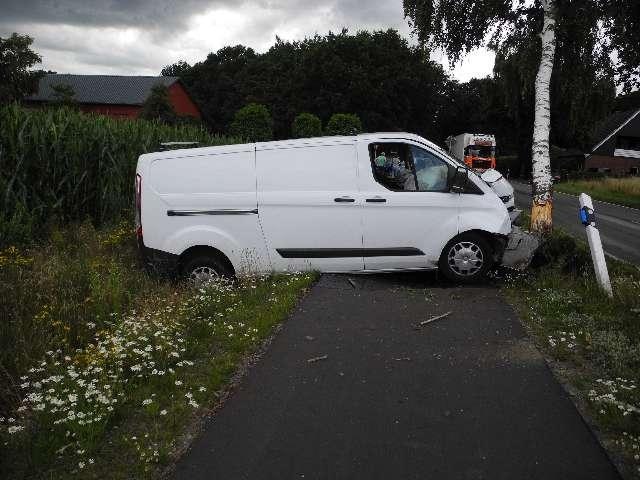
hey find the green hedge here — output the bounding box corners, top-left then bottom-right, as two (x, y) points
(292, 112), (322, 138)
(0, 104), (238, 245)
(229, 103), (273, 142)
(324, 113), (363, 136)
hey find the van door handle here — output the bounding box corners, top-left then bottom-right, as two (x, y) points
(366, 197), (387, 203)
(334, 197), (355, 203)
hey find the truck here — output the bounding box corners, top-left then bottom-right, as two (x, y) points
(135, 132), (532, 284)
(446, 133), (496, 171)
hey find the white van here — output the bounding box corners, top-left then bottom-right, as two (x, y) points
(135, 133), (527, 283)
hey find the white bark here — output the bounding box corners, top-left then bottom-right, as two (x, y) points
(531, 0), (556, 204)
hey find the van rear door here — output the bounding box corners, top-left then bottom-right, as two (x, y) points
(145, 145), (271, 274)
(256, 142), (363, 272)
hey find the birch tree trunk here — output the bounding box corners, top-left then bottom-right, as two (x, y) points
(530, 0), (556, 234)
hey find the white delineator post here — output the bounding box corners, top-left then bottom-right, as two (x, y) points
(579, 193), (612, 297)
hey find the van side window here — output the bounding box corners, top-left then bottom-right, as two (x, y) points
(369, 143), (449, 192)
(410, 145), (449, 192)
(369, 143), (416, 191)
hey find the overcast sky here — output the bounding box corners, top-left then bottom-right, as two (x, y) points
(0, 0), (495, 82)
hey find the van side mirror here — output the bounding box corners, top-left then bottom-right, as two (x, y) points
(450, 166), (468, 193)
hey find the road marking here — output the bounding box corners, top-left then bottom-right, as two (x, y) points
(512, 181), (639, 213)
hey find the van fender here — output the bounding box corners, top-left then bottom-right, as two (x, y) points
(458, 209), (512, 238)
(162, 225), (243, 271)
(456, 209), (512, 261)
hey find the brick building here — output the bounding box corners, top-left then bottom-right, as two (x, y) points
(585, 109), (640, 175)
(26, 74), (201, 120)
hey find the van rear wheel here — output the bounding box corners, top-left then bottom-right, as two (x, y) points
(181, 254), (233, 285)
(438, 233), (492, 284)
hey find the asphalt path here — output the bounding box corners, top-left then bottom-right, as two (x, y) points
(512, 181), (640, 264)
(173, 274), (619, 480)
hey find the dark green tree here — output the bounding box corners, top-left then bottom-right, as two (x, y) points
(615, 90), (640, 112)
(167, 45), (257, 134)
(139, 84), (176, 124)
(0, 33), (42, 103)
(172, 30), (449, 139)
(438, 77), (514, 149)
(325, 113), (363, 136)
(161, 60), (191, 78)
(403, 0), (637, 233)
(229, 103), (273, 141)
(489, 8), (616, 178)
(291, 112), (322, 138)
(50, 83), (77, 108)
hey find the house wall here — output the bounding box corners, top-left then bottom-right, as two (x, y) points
(585, 154), (640, 174)
(167, 83), (201, 118)
(80, 104), (141, 118)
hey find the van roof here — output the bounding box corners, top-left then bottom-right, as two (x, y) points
(138, 132), (442, 163)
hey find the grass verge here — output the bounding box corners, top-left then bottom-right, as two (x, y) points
(555, 177), (640, 209)
(503, 228), (640, 478)
(0, 221), (316, 479)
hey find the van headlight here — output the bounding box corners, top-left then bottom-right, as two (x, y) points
(500, 194), (513, 203)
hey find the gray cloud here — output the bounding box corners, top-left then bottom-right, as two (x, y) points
(0, 0), (234, 30)
(0, 0), (492, 80)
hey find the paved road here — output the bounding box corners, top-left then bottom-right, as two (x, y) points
(512, 181), (640, 264)
(173, 274), (619, 480)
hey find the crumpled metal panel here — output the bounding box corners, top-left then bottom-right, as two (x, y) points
(502, 226), (540, 270)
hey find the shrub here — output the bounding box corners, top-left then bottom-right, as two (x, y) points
(139, 84), (176, 124)
(291, 112), (322, 138)
(324, 113), (363, 136)
(591, 331), (640, 377)
(530, 229), (592, 274)
(229, 103), (273, 142)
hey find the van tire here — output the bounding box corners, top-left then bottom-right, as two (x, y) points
(438, 232), (493, 284)
(181, 253), (234, 284)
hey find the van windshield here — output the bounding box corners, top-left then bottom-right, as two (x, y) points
(465, 145), (495, 158)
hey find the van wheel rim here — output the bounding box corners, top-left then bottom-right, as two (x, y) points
(447, 241), (484, 276)
(190, 266), (219, 284)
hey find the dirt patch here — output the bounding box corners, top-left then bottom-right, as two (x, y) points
(501, 338), (543, 365)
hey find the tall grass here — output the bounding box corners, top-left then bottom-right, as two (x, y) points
(556, 177), (640, 208)
(0, 221), (174, 411)
(0, 104), (239, 246)
(0, 221), (315, 477)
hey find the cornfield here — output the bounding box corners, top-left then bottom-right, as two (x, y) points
(0, 104), (239, 245)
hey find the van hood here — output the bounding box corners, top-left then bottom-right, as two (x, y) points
(480, 168), (504, 184)
(479, 169), (515, 210)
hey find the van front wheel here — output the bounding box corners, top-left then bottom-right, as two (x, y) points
(181, 254), (233, 285)
(438, 233), (492, 283)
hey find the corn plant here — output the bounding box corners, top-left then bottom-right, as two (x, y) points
(0, 104), (239, 245)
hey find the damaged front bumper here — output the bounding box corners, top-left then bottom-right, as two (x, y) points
(501, 226), (540, 270)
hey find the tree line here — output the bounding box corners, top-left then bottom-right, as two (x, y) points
(162, 30), (450, 141)
(161, 27), (623, 177)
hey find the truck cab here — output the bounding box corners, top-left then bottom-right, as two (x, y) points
(446, 133), (496, 171)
